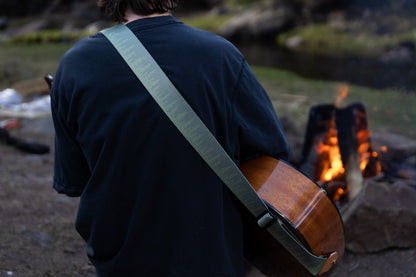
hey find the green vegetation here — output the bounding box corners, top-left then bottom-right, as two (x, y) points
(277, 23), (416, 56)
(179, 13), (233, 34)
(0, 43), (70, 87)
(5, 29), (87, 44)
(0, 21), (414, 140)
(225, 0), (258, 8)
(252, 66), (416, 139)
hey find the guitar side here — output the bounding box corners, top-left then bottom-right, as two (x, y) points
(239, 156), (345, 276)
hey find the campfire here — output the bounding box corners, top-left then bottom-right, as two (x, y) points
(298, 85), (382, 204)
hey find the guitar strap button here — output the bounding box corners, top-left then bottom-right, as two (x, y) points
(257, 211), (276, 228)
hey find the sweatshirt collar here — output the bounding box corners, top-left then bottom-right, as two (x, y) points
(125, 15), (182, 32)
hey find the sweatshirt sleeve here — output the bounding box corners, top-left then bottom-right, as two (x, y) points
(50, 75), (90, 197)
(232, 60), (292, 163)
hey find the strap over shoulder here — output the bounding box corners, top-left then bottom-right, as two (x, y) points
(101, 24), (333, 276)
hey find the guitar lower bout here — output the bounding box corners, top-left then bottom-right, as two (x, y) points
(239, 156), (345, 276)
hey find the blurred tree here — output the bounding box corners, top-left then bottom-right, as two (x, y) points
(2, 0), (416, 18)
(0, 0), (223, 17)
(346, 0), (416, 17)
(226, 0), (256, 6)
(0, 0), (90, 17)
(0, 0), (53, 17)
(177, 0), (223, 11)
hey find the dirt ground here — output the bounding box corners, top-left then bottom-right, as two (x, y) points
(0, 117), (95, 277)
(0, 116), (415, 277)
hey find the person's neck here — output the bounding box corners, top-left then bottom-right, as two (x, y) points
(124, 10), (171, 24)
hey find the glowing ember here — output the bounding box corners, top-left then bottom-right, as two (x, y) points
(333, 188), (346, 202)
(357, 130), (372, 171)
(355, 108), (382, 176)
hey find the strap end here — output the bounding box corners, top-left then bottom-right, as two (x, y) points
(317, 252), (338, 275)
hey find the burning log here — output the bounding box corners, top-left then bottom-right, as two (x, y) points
(299, 101), (381, 202)
(335, 103), (364, 199)
(299, 104), (337, 181)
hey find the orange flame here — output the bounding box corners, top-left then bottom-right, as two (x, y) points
(355, 109), (381, 175)
(335, 84), (349, 107)
(315, 85), (382, 194)
(315, 120), (345, 181)
(317, 123), (381, 184)
(356, 130), (372, 171)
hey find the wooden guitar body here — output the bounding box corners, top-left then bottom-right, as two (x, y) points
(239, 156), (345, 276)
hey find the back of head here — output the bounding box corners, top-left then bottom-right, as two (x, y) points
(97, 0), (180, 22)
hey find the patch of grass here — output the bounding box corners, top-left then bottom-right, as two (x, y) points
(178, 13), (234, 34)
(0, 43), (71, 88)
(5, 29), (86, 44)
(252, 66), (416, 139)
(277, 23), (416, 56)
(225, 0), (258, 9)
(1, 39), (414, 141)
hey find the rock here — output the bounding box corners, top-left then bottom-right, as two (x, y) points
(285, 35), (303, 49)
(219, 4), (299, 42)
(341, 180), (416, 253)
(0, 88), (23, 107)
(380, 42), (416, 65)
(396, 155), (416, 180)
(371, 133), (416, 158)
(371, 132), (416, 179)
(0, 16), (8, 30)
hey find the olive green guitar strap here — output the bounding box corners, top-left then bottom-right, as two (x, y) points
(101, 23), (329, 276)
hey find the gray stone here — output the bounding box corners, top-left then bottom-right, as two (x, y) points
(0, 16), (8, 30)
(380, 43), (416, 65)
(371, 132), (416, 179)
(341, 180), (416, 253)
(285, 35), (304, 49)
(219, 5), (298, 41)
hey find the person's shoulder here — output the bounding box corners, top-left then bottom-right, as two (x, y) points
(180, 22), (238, 49)
(180, 23), (244, 62)
(60, 32), (109, 65)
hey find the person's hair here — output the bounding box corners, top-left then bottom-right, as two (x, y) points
(97, 0), (179, 22)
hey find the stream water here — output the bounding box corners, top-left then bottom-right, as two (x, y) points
(237, 43), (416, 92)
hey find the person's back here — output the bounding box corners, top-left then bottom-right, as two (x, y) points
(51, 2), (291, 277)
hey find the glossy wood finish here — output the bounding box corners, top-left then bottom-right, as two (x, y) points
(240, 156), (345, 275)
